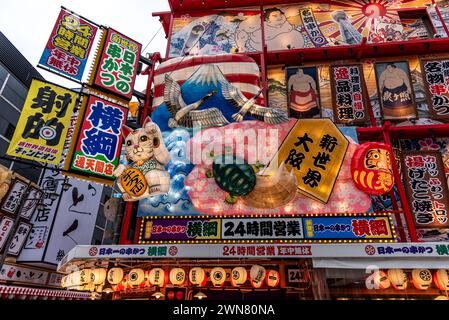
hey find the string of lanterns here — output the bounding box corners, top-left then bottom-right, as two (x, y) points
(368, 269), (449, 291)
(61, 265), (281, 292)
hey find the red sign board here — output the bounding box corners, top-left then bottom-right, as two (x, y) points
(92, 28), (141, 100)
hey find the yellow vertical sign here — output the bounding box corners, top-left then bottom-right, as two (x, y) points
(276, 119), (348, 203)
(7, 79), (77, 165)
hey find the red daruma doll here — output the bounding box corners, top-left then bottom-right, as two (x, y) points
(351, 142), (394, 196)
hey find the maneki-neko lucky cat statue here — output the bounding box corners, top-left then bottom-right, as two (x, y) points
(114, 117), (171, 201)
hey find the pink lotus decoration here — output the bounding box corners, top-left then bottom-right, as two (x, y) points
(184, 119), (371, 215)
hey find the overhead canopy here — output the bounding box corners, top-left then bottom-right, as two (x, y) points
(313, 258), (449, 269)
(58, 242), (449, 273)
(0, 285), (91, 300)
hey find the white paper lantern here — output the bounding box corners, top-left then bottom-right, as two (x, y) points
(128, 268), (145, 286)
(170, 268), (186, 286)
(372, 270), (390, 289)
(434, 269), (449, 291)
(107, 268), (124, 285)
(189, 267), (206, 286)
(231, 267), (247, 287)
(149, 268), (166, 287)
(412, 269), (433, 290)
(210, 267), (226, 287)
(61, 276), (67, 288)
(71, 271), (81, 286)
(80, 269), (91, 285)
(250, 265), (266, 288)
(90, 268), (107, 285)
(266, 270), (280, 288)
(387, 269), (407, 290)
(435, 295), (449, 300)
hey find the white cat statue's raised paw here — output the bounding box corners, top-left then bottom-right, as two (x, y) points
(114, 117), (171, 202)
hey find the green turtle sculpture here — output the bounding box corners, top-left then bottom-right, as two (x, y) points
(206, 154), (257, 204)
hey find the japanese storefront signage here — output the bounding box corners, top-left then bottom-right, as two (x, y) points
(38, 8), (98, 82)
(19, 185), (43, 220)
(421, 57), (449, 120)
(401, 151), (449, 228)
(59, 242), (449, 272)
(138, 214), (395, 243)
(303, 215), (395, 240)
(0, 177), (28, 216)
(6, 79), (77, 164)
(91, 28), (141, 100)
(275, 119), (348, 203)
(0, 264), (49, 285)
(330, 64), (369, 124)
(0, 216), (15, 252)
(65, 95), (128, 184)
(299, 8), (328, 47)
(7, 222), (32, 256)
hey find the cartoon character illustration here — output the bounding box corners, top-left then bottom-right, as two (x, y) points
(263, 7), (305, 50)
(114, 117), (171, 201)
(287, 68), (320, 118)
(351, 142), (394, 195)
(234, 14), (263, 52)
(377, 62), (415, 118)
(331, 10), (362, 45)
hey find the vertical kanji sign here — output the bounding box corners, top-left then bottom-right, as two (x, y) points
(38, 8), (98, 82)
(92, 28), (142, 100)
(401, 151), (449, 228)
(65, 95), (128, 184)
(274, 119), (348, 203)
(0, 177), (28, 216)
(7, 222), (32, 256)
(6, 79), (78, 164)
(421, 57), (449, 120)
(330, 64), (369, 124)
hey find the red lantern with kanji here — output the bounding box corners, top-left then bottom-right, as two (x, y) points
(351, 142), (394, 195)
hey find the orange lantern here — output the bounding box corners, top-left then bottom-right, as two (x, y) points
(351, 142), (394, 195)
(210, 267), (226, 287)
(231, 267), (247, 287)
(266, 269), (280, 288)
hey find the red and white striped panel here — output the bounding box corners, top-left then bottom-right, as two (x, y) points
(153, 54), (264, 108)
(0, 285), (91, 300)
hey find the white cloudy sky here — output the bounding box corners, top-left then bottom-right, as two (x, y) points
(0, 0), (170, 91)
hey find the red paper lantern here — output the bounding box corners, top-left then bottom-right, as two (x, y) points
(351, 142), (394, 195)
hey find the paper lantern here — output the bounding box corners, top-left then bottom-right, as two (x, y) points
(90, 268), (107, 285)
(79, 269), (91, 285)
(189, 267), (206, 286)
(266, 270), (280, 288)
(435, 295), (449, 300)
(149, 268), (167, 287)
(434, 269), (449, 291)
(170, 268), (186, 286)
(107, 268), (124, 285)
(373, 270), (390, 289)
(412, 269), (433, 290)
(70, 271), (81, 286)
(61, 276), (67, 288)
(210, 267), (226, 287)
(351, 142), (394, 195)
(129, 269), (145, 286)
(250, 265), (266, 288)
(231, 267), (247, 287)
(387, 269), (407, 290)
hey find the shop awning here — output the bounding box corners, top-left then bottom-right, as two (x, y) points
(0, 285), (91, 300)
(313, 258), (449, 269)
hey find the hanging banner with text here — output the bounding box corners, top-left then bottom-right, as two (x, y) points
(401, 151), (449, 228)
(138, 214), (396, 243)
(6, 79), (78, 164)
(38, 8), (98, 82)
(91, 28), (141, 100)
(64, 95), (128, 185)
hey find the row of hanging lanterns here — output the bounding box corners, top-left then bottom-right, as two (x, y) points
(368, 269), (449, 291)
(62, 265), (280, 291)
